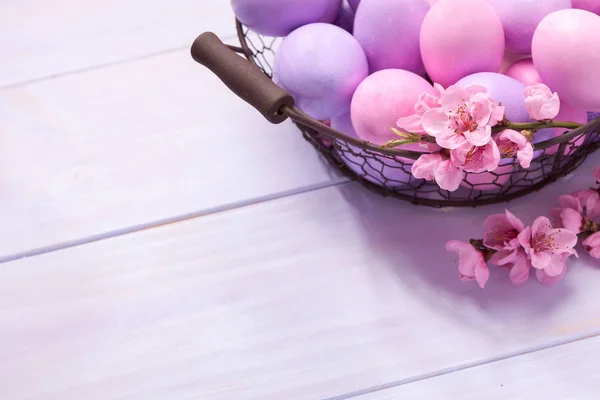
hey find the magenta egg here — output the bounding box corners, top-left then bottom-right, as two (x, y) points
(420, 0), (505, 87)
(572, 0), (600, 14)
(273, 23), (368, 120)
(489, 0), (572, 54)
(332, 113), (412, 187)
(504, 59), (542, 86)
(231, 0), (342, 37)
(532, 9), (600, 111)
(350, 69), (434, 145)
(354, 0), (429, 74)
(455, 72), (530, 122)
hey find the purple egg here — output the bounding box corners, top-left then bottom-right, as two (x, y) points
(489, 0), (572, 54)
(354, 0), (429, 74)
(334, 0), (355, 33)
(455, 72), (530, 122)
(573, 0), (600, 14)
(231, 0), (342, 37)
(348, 0), (361, 11)
(332, 113), (412, 187)
(273, 23), (368, 120)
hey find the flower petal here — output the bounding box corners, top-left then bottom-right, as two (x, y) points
(506, 209), (525, 232)
(421, 108), (450, 138)
(436, 130), (467, 150)
(547, 228), (578, 253)
(530, 250), (552, 270)
(560, 208), (582, 234)
(544, 253), (567, 277)
(441, 85), (470, 114)
(397, 114), (424, 133)
(508, 251), (531, 285)
(516, 143), (534, 168)
(475, 263), (490, 289)
(411, 153), (441, 181)
(536, 267), (567, 286)
(434, 159), (465, 191)
(558, 195), (583, 213)
(463, 125), (492, 147)
(518, 226), (533, 252)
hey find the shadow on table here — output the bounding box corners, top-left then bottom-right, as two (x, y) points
(335, 156), (600, 321)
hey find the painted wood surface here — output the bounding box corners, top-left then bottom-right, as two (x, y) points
(3, 160), (600, 399)
(357, 336), (600, 399)
(0, 47), (343, 259)
(0, 0), (236, 87)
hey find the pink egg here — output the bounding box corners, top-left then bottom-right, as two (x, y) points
(489, 0), (572, 54)
(533, 101), (589, 157)
(460, 160), (513, 192)
(332, 113), (412, 187)
(499, 51), (531, 74)
(504, 58), (542, 86)
(354, 0), (429, 74)
(420, 0), (505, 87)
(231, 0), (342, 37)
(572, 0), (600, 14)
(350, 69), (434, 145)
(455, 72), (530, 122)
(532, 9), (600, 111)
(273, 23), (368, 120)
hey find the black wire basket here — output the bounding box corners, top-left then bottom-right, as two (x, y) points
(190, 21), (600, 208)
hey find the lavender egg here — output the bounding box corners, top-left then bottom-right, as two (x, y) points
(420, 0), (504, 87)
(455, 72), (530, 122)
(532, 9), (600, 111)
(351, 69), (435, 145)
(332, 113), (411, 187)
(572, 0), (600, 15)
(489, 0), (572, 54)
(231, 0), (342, 37)
(273, 23), (368, 120)
(354, 0), (429, 74)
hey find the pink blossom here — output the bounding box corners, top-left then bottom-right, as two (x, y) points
(548, 195), (583, 233)
(572, 189), (600, 220)
(450, 140), (500, 173)
(496, 129), (534, 168)
(483, 209), (525, 251)
(518, 216), (578, 273)
(396, 83), (445, 133)
(535, 263), (567, 286)
(421, 85), (505, 150)
(524, 83), (560, 120)
(446, 240), (490, 288)
(411, 153), (465, 192)
(595, 166), (600, 183)
(583, 232), (600, 259)
(490, 248), (531, 285)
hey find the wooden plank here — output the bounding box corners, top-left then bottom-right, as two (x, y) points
(2, 157), (600, 399)
(0, 0), (236, 87)
(356, 336), (600, 399)
(0, 48), (341, 258)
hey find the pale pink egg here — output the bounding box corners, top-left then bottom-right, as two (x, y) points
(504, 58), (542, 86)
(420, 0), (505, 87)
(499, 51), (530, 74)
(572, 0), (600, 14)
(332, 113), (412, 187)
(350, 69), (434, 145)
(354, 0), (429, 74)
(532, 9), (600, 111)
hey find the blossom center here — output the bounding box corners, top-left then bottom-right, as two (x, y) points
(532, 231), (556, 252)
(450, 104), (478, 134)
(498, 139), (518, 156)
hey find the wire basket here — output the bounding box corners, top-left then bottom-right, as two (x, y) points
(190, 22), (600, 208)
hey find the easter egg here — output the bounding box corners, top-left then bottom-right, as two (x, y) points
(350, 69), (434, 145)
(231, 0), (342, 37)
(334, 0), (355, 33)
(348, 0), (361, 11)
(273, 23), (368, 120)
(504, 58), (542, 86)
(332, 113), (412, 187)
(354, 0), (429, 74)
(461, 159), (513, 192)
(533, 102), (589, 157)
(572, 0), (600, 15)
(532, 9), (600, 111)
(420, 0), (505, 87)
(488, 0), (572, 54)
(455, 72), (530, 122)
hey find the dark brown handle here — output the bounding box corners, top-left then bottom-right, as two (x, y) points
(190, 32), (294, 124)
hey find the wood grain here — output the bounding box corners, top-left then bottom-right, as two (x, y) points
(357, 336), (600, 399)
(0, 0), (236, 87)
(0, 48), (342, 258)
(2, 162), (600, 399)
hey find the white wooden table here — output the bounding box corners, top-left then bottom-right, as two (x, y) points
(2, 2), (600, 399)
